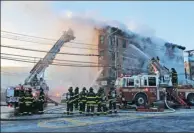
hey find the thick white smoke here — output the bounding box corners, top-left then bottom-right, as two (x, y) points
(2, 1), (173, 94)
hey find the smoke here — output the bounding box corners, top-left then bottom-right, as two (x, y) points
(1, 1), (159, 94)
(1, 1), (103, 93)
(126, 20), (156, 37)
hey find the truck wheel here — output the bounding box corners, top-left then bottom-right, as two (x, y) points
(187, 93), (194, 105)
(135, 93), (148, 106)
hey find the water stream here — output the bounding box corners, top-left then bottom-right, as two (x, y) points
(89, 68), (103, 91)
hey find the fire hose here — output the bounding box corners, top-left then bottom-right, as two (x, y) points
(164, 91), (176, 113)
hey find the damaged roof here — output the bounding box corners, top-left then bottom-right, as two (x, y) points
(165, 42), (186, 50)
(99, 25), (186, 51)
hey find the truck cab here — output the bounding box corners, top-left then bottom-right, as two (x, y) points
(115, 74), (166, 106)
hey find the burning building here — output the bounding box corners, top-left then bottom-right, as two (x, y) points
(94, 26), (186, 87)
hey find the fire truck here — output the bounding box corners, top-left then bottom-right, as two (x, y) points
(5, 29), (75, 114)
(115, 58), (194, 108)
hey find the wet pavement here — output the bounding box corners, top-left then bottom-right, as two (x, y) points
(1, 106), (194, 132)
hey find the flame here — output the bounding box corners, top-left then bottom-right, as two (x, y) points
(56, 93), (60, 97)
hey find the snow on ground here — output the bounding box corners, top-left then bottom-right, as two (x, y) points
(1, 108), (194, 132)
(1, 106), (14, 119)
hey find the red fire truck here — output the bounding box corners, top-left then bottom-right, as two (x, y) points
(115, 59), (194, 108)
(5, 29), (75, 114)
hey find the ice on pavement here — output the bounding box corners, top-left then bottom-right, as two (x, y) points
(1, 106), (14, 119)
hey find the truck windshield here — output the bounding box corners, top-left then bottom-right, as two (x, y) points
(6, 88), (14, 97)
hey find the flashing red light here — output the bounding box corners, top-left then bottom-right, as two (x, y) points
(145, 88), (149, 92)
(8, 104), (12, 108)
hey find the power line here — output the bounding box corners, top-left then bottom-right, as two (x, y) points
(1, 44), (100, 56)
(1, 30), (99, 46)
(1, 55), (94, 66)
(1, 35), (100, 51)
(1, 56), (110, 68)
(1, 30), (180, 52)
(0, 53), (99, 64)
(1, 34), (166, 53)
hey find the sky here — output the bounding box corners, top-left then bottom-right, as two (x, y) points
(50, 1), (194, 49)
(1, 1), (194, 67)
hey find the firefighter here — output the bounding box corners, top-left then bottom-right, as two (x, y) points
(38, 88), (45, 114)
(24, 88), (34, 115)
(151, 57), (155, 61)
(66, 87), (74, 115)
(148, 57), (155, 74)
(18, 88), (25, 115)
(156, 56), (160, 63)
(108, 87), (117, 114)
(171, 68), (178, 86)
(86, 87), (96, 116)
(79, 87), (87, 114)
(74, 87), (79, 110)
(96, 87), (108, 115)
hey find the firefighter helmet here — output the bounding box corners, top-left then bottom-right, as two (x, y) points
(83, 87), (86, 91)
(68, 87), (73, 92)
(89, 87), (93, 92)
(98, 87), (104, 94)
(75, 87), (79, 93)
(28, 88), (32, 93)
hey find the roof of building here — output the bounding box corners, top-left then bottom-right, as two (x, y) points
(104, 25), (186, 51)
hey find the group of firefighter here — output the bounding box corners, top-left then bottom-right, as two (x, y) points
(149, 56), (178, 86)
(18, 87), (45, 115)
(65, 86), (117, 115)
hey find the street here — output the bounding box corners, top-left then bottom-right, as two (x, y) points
(1, 105), (194, 132)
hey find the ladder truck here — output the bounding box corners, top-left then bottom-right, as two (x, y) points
(5, 29), (75, 114)
(115, 58), (194, 109)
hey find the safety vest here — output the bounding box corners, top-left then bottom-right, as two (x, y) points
(79, 91), (87, 103)
(66, 92), (74, 103)
(39, 93), (45, 103)
(96, 94), (106, 105)
(108, 90), (117, 102)
(172, 71), (178, 79)
(19, 91), (25, 105)
(74, 92), (79, 101)
(24, 94), (34, 106)
(86, 92), (96, 104)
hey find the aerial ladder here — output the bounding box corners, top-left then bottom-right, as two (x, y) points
(24, 28), (75, 87)
(5, 29), (75, 111)
(23, 28), (75, 106)
(150, 58), (189, 108)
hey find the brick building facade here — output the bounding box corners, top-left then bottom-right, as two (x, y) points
(94, 26), (186, 87)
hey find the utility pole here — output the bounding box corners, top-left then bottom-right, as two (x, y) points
(114, 35), (118, 79)
(185, 49), (194, 80)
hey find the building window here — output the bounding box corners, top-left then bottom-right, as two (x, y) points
(148, 77), (156, 86)
(99, 35), (104, 45)
(123, 40), (126, 48)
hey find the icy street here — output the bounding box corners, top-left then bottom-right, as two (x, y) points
(1, 105), (194, 132)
